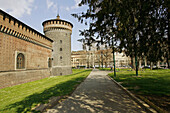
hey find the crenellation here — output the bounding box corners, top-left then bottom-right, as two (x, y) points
(15, 22), (18, 28)
(9, 17), (11, 23)
(0, 13), (3, 21)
(0, 9), (74, 88)
(11, 19), (14, 26)
(0, 10), (53, 48)
(13, 20), (16, 25)
(3, 14), (5, 20)
(18, 22), (20, 28)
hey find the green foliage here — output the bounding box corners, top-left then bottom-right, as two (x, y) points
(0, 69), (92, 113)
(72, 0), (169, 71)
(108, 69), (170, 96)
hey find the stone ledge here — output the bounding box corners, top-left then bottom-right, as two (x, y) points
(0, 69), (50, 89)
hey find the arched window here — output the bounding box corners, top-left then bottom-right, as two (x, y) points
(17, 53), (25, 69)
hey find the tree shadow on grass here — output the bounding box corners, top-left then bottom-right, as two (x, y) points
(1, 70), (91, 113)
(114, 74), (170, 96)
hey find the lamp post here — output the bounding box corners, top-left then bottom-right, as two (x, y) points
(112, 36), (116, 77)
(101, 50), (103, 68)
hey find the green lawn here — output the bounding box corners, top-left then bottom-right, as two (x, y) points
(0, 69), (92, 113)
(108, 69), (170, 112)
(99, 67), (126, 71)
(108, 69), (170, 96)
(99, 68), (112, 71)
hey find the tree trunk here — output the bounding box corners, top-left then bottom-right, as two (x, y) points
(135, 54), (138, 76)
(144, 56), (147, 66)
(131, 56), (134, 69)
(113, 48), (116, 77)
(166, 58), (170, 69)
(139, 57), (141, 70)
(150, 62), (153, 70)
(101, 52), (103, 68)
(133, 57), (136, 70)
(166, 53), (170, 69)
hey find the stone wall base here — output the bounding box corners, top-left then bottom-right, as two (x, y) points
(0, 69), (50, 89)
(52, 66), (72, 76)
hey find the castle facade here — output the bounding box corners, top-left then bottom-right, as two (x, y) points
(0, 9), (73, 88)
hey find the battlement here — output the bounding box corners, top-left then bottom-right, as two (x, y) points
(42, 19), (73, 32)
(0, 9), (53, 49)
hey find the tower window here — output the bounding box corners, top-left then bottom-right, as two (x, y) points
(16, 53), (25, 69)
(60, 48), (62, 51)
(48, 58), (52, 68)
(60, 56), (62, 59)
(60, 40), (62, 43)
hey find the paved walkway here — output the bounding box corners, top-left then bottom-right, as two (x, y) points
(46, 69), (146, 113)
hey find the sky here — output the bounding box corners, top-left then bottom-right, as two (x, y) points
(0, 0), (88, 51)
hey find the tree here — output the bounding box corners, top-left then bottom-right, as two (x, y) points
(72, 0), (169, 74)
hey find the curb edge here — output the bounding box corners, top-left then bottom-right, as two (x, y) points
(107, 75), (157, 113)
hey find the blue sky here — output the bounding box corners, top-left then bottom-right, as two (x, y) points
(0, 0), (88, 51)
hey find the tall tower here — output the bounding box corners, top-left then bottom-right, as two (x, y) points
(42, 15), (73, 76)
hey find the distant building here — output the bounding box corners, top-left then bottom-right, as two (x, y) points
(71, 50), (87, 68)
(71, 49), (131, 68)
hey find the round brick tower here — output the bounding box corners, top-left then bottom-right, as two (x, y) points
(42, 15), (73, 76)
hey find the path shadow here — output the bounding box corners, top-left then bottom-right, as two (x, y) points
(48, 73), (145, 113)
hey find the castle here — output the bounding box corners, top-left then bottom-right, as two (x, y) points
(0, 9), (73, 88)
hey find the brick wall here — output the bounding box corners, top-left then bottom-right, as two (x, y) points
(0, 9), (53, 89)
(0, 27), (52, 71)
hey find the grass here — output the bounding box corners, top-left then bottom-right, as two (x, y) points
(99, 68), (112, 71)
(108, 69), (170, 95)
(99, 67), (126, 71)
(108, 69), (170, 112)
(0, 69), (92, 113)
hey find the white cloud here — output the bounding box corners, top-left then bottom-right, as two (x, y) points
(46, 0), (58, 13)
(0, 0), (35, 18)
(46, 0), (54, 9)
(71, 0), (81, 9)
(66, 7), (70, 11)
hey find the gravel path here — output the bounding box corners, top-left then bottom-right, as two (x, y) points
(46, 69), (146, 113)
